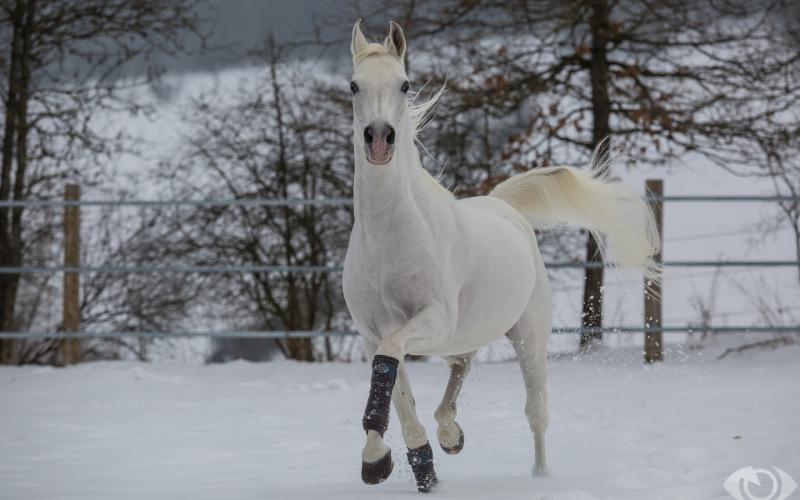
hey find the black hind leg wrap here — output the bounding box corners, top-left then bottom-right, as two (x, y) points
(362, 355), (399, 436)
(407, 442), (438, 492)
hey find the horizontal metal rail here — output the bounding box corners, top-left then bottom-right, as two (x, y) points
(0, 195), (798, 208)
(658, 195), (800, 202)
(565, 326), (800, 334)
(0, 260), (798, 274)
(660, 260), (799, 267)
(0, 198), (355, 208)
(0, 264), (343, 274)
(0, 330), (354, 340)
(0, 325), (797, 339)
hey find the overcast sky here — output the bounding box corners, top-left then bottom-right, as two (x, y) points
(161, 0), (338, 74)
(162, 0), (798, 76)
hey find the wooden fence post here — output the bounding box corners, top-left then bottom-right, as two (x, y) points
(644, 179), (664, 363)
(62, 184), (81, 365)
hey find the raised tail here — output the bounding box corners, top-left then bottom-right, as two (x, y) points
(489, 155), (661, 281)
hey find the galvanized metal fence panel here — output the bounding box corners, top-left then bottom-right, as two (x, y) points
(1, 194), (797, 339)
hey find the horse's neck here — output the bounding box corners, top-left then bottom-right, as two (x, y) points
(352, 136), (440, 242)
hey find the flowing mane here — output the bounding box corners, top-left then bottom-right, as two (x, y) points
(408, 83), (446, 139)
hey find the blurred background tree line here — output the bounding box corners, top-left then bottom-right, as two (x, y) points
(0, 0), (798, 364)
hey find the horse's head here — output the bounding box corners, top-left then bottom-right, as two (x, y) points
(350, 20), (410, 166)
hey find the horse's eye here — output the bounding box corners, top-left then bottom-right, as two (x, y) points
(350, 81), (359, 94)
(401, 81), (410, 93)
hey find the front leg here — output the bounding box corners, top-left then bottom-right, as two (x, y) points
(360, 304), (448, 492)
(361, 350), (398, 485)
(394, 366), (437, 492)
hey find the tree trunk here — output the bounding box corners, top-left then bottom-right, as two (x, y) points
(400, 0), (416, 71)
(580, 0), (611, 350)
(0, 0), (33, 363)
(793, 219), (800, 286)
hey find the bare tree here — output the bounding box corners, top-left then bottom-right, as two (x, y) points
(750, 132), (800, 284)
(716, 275), (800, 359)
(0, 0), (208, 363)
(687, 264), (723, 348)
(154, 39), (354, 361)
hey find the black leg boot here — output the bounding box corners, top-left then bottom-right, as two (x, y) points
(361, 355), (399, 485)
(407, 442), (438, 493)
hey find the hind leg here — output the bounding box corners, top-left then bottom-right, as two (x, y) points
(506, 280), (552, 477)
(434, 352), (474, 454)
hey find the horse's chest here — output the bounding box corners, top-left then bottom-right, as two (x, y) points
(344, 241), (441, 337)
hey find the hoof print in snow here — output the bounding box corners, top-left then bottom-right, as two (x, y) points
(361, 450), (393, 485)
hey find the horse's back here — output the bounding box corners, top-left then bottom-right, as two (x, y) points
(457, 195), (533, 238)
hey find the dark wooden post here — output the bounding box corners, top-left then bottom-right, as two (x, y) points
(644, 179), (664, 363)
(62, 184), (80, 365)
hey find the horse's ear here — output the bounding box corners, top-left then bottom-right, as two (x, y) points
(351, 19), (368, 59)
(385, 21), (406, 61)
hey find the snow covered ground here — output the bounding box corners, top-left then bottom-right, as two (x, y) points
(1, 344), (798, 500)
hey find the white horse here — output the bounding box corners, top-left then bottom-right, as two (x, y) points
(342, 20), (660, 493)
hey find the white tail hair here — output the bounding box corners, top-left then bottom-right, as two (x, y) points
(489, 152), (661, 281)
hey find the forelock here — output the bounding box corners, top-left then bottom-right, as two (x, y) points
(353, 42), (392, 66)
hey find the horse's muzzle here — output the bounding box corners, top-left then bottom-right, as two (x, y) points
(364, 122), (395, 165)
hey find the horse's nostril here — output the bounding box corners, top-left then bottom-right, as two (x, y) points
(386, 127), (395, 145)
(364, 127), (374, 144)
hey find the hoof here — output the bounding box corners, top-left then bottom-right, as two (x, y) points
(361, 450), (393, 485)
(439, 422), (464, 455)
(533, 464), (551, 478)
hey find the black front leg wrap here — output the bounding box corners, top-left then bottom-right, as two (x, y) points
(407, 442), (438, 492)
(362, 355), (399, 436)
